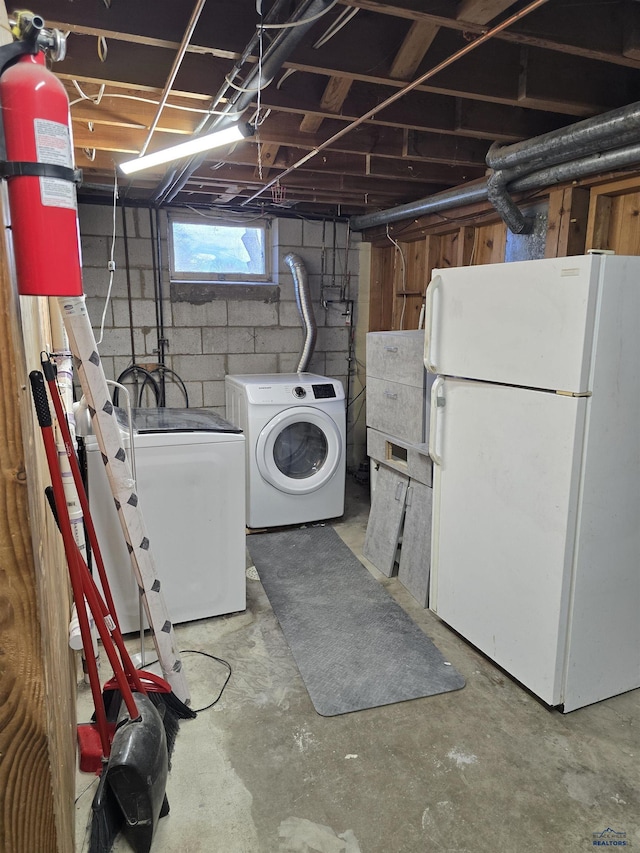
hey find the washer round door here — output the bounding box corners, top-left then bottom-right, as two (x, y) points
(255, 406), (343, 495)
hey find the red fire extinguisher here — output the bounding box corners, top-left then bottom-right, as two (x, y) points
(0, 15), (83, 296)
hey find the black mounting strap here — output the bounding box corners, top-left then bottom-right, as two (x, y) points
(0, 161), (82, 185)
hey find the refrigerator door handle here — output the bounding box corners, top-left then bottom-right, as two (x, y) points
(425, 274), (441, 373)
(429, 376), (445, 465)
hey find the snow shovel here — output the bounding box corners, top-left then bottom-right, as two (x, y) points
(29, 370), (169, 853)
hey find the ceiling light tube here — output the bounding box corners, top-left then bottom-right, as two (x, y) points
(119, 123), (251, 175)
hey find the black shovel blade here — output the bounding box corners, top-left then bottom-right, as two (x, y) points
(104, 693), (169, 853)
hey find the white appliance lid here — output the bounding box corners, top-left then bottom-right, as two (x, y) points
(123, 407), (242, 434)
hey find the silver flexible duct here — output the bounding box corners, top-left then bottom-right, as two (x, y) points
(351, 98), (640, 233)
(285, 252), (317, 373)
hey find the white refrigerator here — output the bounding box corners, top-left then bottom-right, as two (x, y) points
(424, 252), (640, 712)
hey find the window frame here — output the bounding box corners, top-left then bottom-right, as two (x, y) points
(167, 213), (272, 285)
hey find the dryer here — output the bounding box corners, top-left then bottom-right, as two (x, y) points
(225, 373), (346, 528)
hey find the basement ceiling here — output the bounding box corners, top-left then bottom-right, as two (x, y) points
(34, 0), (640, 217)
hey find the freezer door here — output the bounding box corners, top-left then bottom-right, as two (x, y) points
(429, 378), (587, 706)
(425, 255), (602, 393)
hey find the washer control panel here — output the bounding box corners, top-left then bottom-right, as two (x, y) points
(240, 375), (345, 404)
(312, 383), (337, 399)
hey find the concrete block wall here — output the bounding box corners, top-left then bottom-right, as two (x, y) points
(78, 204), (362, 464)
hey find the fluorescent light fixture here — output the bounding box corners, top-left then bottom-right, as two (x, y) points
(119, 123), (251, 175)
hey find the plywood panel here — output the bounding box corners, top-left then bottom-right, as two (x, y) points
(608, 191), (640, 255)
(0, 7), (76, 843)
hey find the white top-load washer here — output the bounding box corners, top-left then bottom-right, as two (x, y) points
(84, 407), (246, 634)
(225, 373), (346, 528)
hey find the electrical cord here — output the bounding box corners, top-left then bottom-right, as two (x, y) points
(96, 168), (119, 346)
(180, 650), (232, 713)
(137, 649), (232, 713)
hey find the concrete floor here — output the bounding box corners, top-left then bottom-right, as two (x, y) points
(75, 478), (639, 853)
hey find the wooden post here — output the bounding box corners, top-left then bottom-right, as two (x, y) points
(0, 5), (76, 850)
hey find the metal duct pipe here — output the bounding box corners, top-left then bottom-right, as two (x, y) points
(487, 100), (640, 179)
(351, 141), (640, 232)
(352, 97), (640, 233)
(350, 183), (489, 231)
(155, 0), (335, 204)
(486, 170), (531, 234)
(285, 252), (317, 373)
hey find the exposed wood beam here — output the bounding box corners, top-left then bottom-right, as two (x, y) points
(456, 0), (516, 26)
(254, 141), (282, 179)
(54, 26), (635, 118)
(48, 0), (640, 71)
(72, 112), (490, 167)
(389, 19), (439, 79)
(300, 76), (353, 133)
(79, 146), (483, 187)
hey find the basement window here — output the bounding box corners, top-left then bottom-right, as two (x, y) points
(168, 215), (271, 284)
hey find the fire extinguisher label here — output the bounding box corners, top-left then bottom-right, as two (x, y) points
(34, 118), (77, 211)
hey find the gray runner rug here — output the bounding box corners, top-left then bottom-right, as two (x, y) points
(247, 525), (465, 716)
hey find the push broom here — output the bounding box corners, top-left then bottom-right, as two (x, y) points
(30, 369), (169, 853)
(40, 352), (196, 752)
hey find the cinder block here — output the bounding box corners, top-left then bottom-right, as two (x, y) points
(183, 381), (204, 407)
(275, 217), (303, 248)
(306, 351), (326, 375)
(140, 268), (158, 300)
(163, 379), (190, 408)
(85, 296), (110, 329)
(202, 327), (255, 354)
(135, 327), (160, 358)
(134, 207), (152, 240)
(278, 352), (301, 373)
(202, 380), (226, 407)
(110, 298), (149, 329)
(79, 203), (123, 238)
(254, 327), (302, 353)
(279, 246), (324, 276)
(315, 326), (349, 352)
(172, 353), (226, 381)
(113, 355), (134, 381)
(302, 220), (326, 248)
(171, 299), (228, 327)
(279, 300), (303, 327)
(227, 300), (278, 327)
(167, 327), (202, 356)
(227, 353), (277, 374)
(324, 302), (350, 326)
(94, 328), (136, 358)
(114, 236), (156, 270)
(80, 235), (110, 267)
(325, 351), (350, 378)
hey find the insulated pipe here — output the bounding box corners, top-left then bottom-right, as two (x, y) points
(285, 252), (317, 373)
(486, 170), (531, 234)
(350, 182), (488, 231)
(486, 100), (640, 178)
(350, 141), (640, 232)
(155, 0), (335, 204)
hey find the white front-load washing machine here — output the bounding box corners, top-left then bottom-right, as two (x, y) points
(225, 373), (346, 528)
